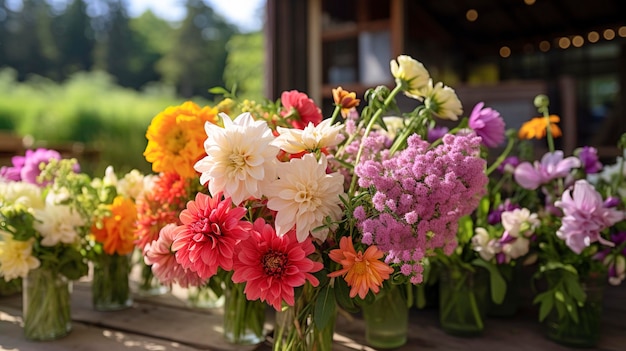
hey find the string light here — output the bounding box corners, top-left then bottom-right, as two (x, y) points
(466, 9), (478, 22)
(619, 26), (626, 37)
(588, 31), (600, 43)
(558, 37), (571, 49)
(603, 28), (615, 40)
(499, 46), (511, 58)
(539, 40), (550, 52)
(572, 35), (584, 47)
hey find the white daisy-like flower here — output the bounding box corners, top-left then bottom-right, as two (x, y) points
(266, 153), (345, 242)
(471, 227), (498, 261)
(501, 208), (540, 238)
(0, 181), (44, 209)
(0, 233), (40, 280)
(502, 237), (530, 261)
(421, 79), (463, 121)
(272, 119), (344, 154)
(194, 112), (279, 205)
(390, 55), (430, 98)
(33, 202), (84, 246)
(117, 169), (148, 200)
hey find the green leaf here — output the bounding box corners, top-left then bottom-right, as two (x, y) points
(538, 294), (554, 322)
(334, 278), (359, 313)
(208, 86), (229, 95)
(314, 284), (336, 330)
(472, 259), (506, 305)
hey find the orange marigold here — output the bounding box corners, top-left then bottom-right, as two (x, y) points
(332, 86), (360, 117)
(92, 196), (138, 256)
(518, 115), (562, 140)
(144, 101), (218, 179)
(328, 236), (393, 299)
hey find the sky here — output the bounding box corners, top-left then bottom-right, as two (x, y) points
(126, 0), (266, 32)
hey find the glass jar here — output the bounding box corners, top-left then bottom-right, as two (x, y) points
(363, 283), (408, 348)
(92, 253), (133, 311)
(23, 267), (72, 340)
(439, 264), (489, 336)
(223, 282), (266, 345)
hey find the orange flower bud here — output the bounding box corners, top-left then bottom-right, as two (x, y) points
(332, 86), (360, 117)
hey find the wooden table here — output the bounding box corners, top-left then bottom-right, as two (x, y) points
(1, 280), (624, 351)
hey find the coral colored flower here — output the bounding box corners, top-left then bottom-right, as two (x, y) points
(332, 87), (360, 117)
(144, 224), (204, 288)
(518, 115), (562, 140)
(272, 119), (344, 155)
(0, 234), (40, 281)
(144, 101), (219, 179)
(266, 153), (345, 242)
(390, 55), (430, 98)
(328, 236), (393, 299)
(171, 192), (251, 279)
(194, 112), (279, 205)
(468, 102), (506, 148)
(232, 218), (323, 310)
(555, 180), (624, 254)
(514, 151), (581, 190)
(281, 90), (323, 129)
(91, 196), (138, 255)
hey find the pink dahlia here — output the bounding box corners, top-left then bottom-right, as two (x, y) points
(144, 224), (204, 288)
(468, 102), (506, 148)
(171, 192), (252, 279)
(281, 90), (323, 129)
(232, 218), (323, 310)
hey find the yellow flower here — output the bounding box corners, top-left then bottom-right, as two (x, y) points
(518, 115), (562, 140)
(422, 79), (463, 121)
(328, 236), (394, 299)
(91, 196), (138, 256)
(390, 55), (430, 98)
(332, 86), (360, 117)
(0, 233), (40, 281)
(144, 101), (218, 179)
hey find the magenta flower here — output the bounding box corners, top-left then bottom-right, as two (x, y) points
(427, 126), (449, 143)
(171, 192), (252, 279)
(231, 218), (323, 310)
(496, 156), (520, 174)
(0, 148), (67, 185)
(555, 180), (624, 254)
(468, 102), (506, 148)
(576, 146), (602, 174)
(514, 151), (581, 190)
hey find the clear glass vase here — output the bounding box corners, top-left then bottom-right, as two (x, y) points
(187, 284), (225, 309)
(439, 264), (489, 336)
(92, 253), (133, 311)
(273, 283), (336, 351)
(23, 267), (72, 341)
(488, 263), (521, 317)
(0, 277), (22, 296)
(223, 282), (266, 345)
(362, 283), (408, 349)
(543, 271), (606, 348)
(135, 259), (169, 296)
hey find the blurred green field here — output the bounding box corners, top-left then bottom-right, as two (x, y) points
(0, 68), (213, 176)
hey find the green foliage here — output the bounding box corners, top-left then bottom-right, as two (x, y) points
(223, 32), (265, 101)
(0, 68), (182, 175)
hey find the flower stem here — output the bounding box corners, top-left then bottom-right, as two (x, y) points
(486, 133), (515, 176)
(328, 105), (342, 126)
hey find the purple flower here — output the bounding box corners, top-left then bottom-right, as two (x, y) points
(487, 200), (520, 225)
(468, 102), (506, 148)
(514, 151), (581, 190)
(496, 156), (520, 174)
(555, 180), (624, 254)
(604, 196), (621, 208)
(0, 148), (66, 186)
(576, 146), (602, 174)
(427, 126), (449, 143)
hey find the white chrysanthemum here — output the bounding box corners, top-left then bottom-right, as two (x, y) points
(471, 227), (498, 261)
(33, 203), (84, 246)
(0, 233), (40, 280)
(118, 169), (148, 200)
(390, 55), (430, 98)
(502, 237), (530, 261)
(194, 112), (279, 205)
(272, 119), (344, 154)
(0, 181), (44, 209)
(501, 208), (539, 238)
(266, 154), (345, 242)
(103, 165), (118, 187)
(421, 79), (463, 121)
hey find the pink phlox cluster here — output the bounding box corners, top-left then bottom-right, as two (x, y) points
(355, 133), (488, 283)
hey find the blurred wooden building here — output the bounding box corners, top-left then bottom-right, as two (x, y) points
(264, 0), (626, 158)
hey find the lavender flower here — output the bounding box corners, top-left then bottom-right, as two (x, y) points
(496, 156), (520, 174)
(576, 146), (603, 174)
(554, 179), (624, 254)
(355, 133), (488, 283)
(468, 102), (506, 148)
(514, 150), (581, 190)
(427, 126), (449, 143)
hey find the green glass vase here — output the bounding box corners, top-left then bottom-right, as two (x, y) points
(363, 283), (408, 349)
(92, 253), (133, 311)
(439, 264), (489, 336)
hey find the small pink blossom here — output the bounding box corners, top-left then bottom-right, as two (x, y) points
(514, 151), (581, 190)
(468, 102), (506, 148)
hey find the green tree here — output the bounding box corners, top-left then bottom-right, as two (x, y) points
(156, 0), (236, 98)
(223, 31), (265, 101)
(51, 0), (94, 78)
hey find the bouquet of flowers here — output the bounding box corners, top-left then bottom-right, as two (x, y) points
(0, 149), (90, 340)
(139, 55), (490, 349)
(506, 96), (626, 347)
